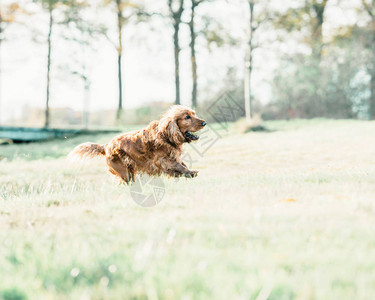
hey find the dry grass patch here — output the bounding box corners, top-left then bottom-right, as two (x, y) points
(0, 120), (375, 299)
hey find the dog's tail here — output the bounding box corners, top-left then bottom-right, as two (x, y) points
(68, 142), (106, 160)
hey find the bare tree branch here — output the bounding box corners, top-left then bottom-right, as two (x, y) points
(362, 0), (374, 19)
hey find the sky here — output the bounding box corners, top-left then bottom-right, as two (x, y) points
(0, 0), (361, 123)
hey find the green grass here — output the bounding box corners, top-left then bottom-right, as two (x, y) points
(1, 119), (375, 299)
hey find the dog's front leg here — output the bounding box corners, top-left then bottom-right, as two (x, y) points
(174, 162), (198, 178)
(180, 161), (198, 178)
(159, 158), (198, 178)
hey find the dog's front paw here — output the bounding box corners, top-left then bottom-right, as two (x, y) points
(185, 170), (198, 178)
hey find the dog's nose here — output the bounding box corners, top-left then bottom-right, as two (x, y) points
(201, 121), (207, 127)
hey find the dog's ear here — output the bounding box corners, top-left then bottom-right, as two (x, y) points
(158, 117), (185, 146)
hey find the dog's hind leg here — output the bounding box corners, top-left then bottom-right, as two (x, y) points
(106, 157), (135, 184)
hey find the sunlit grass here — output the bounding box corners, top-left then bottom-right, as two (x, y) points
(1, 119), (375, 299)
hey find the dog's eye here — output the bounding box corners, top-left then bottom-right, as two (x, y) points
(185, 115), (191, 120)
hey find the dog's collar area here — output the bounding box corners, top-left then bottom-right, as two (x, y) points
(165, 138), (177, 148)
(185, 131), (199, 142)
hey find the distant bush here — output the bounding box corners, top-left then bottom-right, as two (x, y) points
(1, 287), (27, 300)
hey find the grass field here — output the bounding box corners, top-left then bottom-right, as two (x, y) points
(1, 119), (375, 300)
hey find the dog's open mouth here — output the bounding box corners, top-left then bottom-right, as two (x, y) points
(185, 131), (199, 142)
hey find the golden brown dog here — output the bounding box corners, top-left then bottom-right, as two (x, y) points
(69, 105), (207, 183)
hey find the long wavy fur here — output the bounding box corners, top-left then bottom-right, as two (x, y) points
(68, 105), (206, 183)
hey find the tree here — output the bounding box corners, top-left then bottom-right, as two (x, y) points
(309, 0), (329, 59)
(62, 0), (100, 128)
(35, 0), (69, 128)
(269, 12), (372, 120)
(0, 2), (24, 125)
(244, 0), (255, 122)
(137, 1), (187, 106)
(275, 0), (329, 60)
(115, 0), (124, 122)
(244, 0), (271, 121)
(271, 51), (361, 119)
(103, 0), (140, 123)
(168, 0), (184, 105)
(270, 0), (330, 119)
(188, 0), (201, 109)
(45, 0), (54, 128)
(361, 0), (375, 119)
(187, 0), (216, 109)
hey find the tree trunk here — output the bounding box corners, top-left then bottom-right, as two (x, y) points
(0, 18), (2, 125)
(244, 0), (254, 122)
(116, 0), (123, 123)
(311, 0), (328, 60)
(362, 2), (375, 118)
(84, 79), (90, 129)
(189, 2), (198, 108)
(173, 23), (181, 105)
(117, 52), (123, 121)
(168, 0), (184, 105)
(45, 4), (53, 128)
(370, 70), (375, 119)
